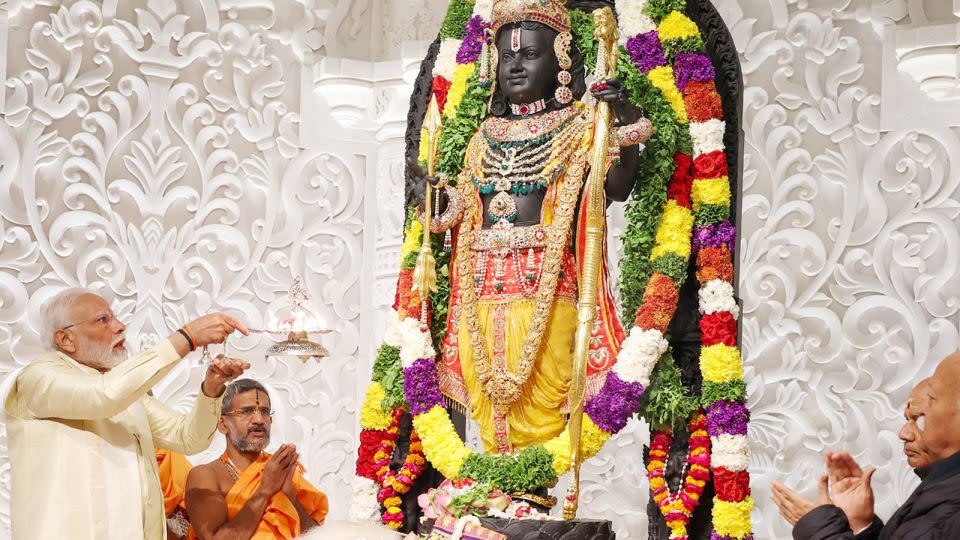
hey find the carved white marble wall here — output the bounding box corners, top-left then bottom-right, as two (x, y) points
(2, 0), (960, 539)
(0, 0), (401, 534)
(722, 0), (960, 538)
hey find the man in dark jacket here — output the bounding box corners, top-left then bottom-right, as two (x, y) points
(771, 351), (960, 539)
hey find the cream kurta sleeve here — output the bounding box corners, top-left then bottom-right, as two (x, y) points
(143, 390), (222, 455)
(5, 339), (182, 420)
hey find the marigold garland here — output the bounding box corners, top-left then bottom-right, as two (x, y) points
(374, 409), (426, 529)
(647, 411), (711, 540)
(352, 5), (750, 537)
(632, 3), (752, 538)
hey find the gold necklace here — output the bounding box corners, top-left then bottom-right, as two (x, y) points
(456, 102), (593, 415)
(476, 107), (583, 224)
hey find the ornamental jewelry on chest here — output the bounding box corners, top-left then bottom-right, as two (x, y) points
(476, 106), (582, 224)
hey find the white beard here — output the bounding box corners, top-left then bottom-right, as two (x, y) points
(75, 334), (129, 370)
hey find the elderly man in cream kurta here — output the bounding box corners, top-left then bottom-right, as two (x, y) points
(4, 288), (252, 540)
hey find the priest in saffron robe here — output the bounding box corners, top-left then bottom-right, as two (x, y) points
(156, 448), (192, 539)
(185, 379), (328, 539)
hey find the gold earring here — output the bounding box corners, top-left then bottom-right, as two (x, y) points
(554, 31), (573, 104)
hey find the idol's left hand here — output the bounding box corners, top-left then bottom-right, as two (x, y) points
(590, 78), (643, 125)
(201, 355), (251, 397)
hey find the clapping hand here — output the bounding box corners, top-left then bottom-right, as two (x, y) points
(772, 475), (830, 525)
(825, 451), (877, 531)
(772, 452), (877, 531)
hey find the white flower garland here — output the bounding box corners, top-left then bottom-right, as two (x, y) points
(710, 434), (750, 472)
(698, 279), (739, 318)
(615, 0), (656, 44)
(472, 0), (493, 19)
(613, 326), (668, 387)
(432, 38), (462, 81)
(689, 119), (726, 157)
(349, 476), (382, 523)
(384, 309), (436, 368)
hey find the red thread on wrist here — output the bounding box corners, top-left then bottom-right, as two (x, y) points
(182, 325), (199, 351)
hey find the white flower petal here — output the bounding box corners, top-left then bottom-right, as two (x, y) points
(614, 327), (668, 387)
(711, 434), (750, 472)
(616, 0), (656, 41)
(432, 39), (462, 81)
(690, 119), (726, 157)
(472, 0), (493, 19)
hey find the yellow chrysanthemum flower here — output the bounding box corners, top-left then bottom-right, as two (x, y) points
(582, 415), (611, 457)
(692, 177), (731, 209)
(700, 344), (744, 383)
(647, 66), (688, 123)
(411, 405), (472, 478)
(651, 200), (694, 260)
(543, 427), (572, 477)
(360, 382), (392, 430)
(417, 127), (431, 164)
(658, 12), (702, 42)
(400, 219), (424, 261)
(443, 62), (477, 117)
(713, 497), (754, 538)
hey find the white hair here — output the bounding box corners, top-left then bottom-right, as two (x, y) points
(41, 288), (95, 350)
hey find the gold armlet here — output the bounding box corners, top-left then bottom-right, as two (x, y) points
(612, 118), (653, 147)
(430, 185), (463, 233)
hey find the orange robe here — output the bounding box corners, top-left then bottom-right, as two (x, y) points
(156, 448), (192, 516)
(189, 453), (328, 539)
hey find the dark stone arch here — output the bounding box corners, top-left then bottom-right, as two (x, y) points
(399, 3), (744, 538)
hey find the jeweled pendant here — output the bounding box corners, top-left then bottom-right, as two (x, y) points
(488, 191), (518, 223)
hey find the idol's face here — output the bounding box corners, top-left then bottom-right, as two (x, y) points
(496, 22), (560, 106)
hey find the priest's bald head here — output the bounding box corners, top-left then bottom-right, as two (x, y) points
(909, 351), (960, 464)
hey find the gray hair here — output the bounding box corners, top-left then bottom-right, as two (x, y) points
(41, 288), (95, 350)
(222, 378), (270, 413)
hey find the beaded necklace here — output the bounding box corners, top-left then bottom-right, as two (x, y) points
(475, 106), (584, 223)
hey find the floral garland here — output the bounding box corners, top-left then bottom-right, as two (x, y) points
(354, 325), (432, 525)
(648, 411), (710, 540)
(354, 2), (749, 534)
(375, 410), (427, 528)
(622, 0), (753, 537)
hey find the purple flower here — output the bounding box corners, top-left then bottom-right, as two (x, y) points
(625, 31), (667, 73)
(706, 399), (750, 437)
(403, 358), (446, 415)
(456, 16), (490, 64)
(584, 372), (645, 433)
(673, 52), (715, 93)
(693, 220), (736, 253)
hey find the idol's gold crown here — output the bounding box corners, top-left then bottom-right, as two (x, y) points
(490, 0), (571, 36)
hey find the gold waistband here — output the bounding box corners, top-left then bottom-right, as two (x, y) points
(471, 225), (556, 252)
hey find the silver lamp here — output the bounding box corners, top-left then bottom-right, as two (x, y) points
(264, 277), (330, 362)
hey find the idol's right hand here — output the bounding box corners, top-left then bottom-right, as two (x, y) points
(405, 156), (444, 209)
